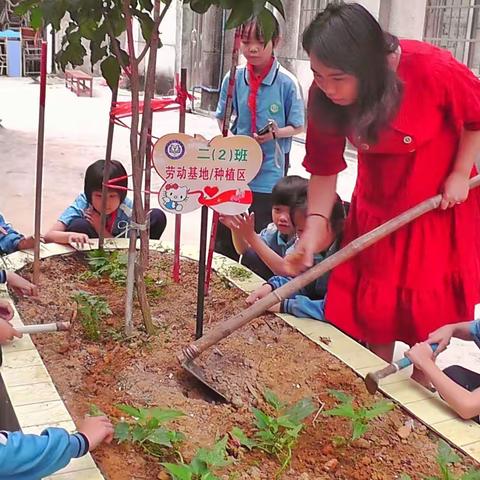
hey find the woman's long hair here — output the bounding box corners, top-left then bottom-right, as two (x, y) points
(302, 2), (403, 143)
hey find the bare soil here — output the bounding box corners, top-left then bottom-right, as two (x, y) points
(13, 252), (479, 480)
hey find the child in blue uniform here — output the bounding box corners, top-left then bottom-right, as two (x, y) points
(214, 19), (305, 260)
(45, 159), (167, 247)
(245, 195), (347, 321)
(224, 175), (308, 279)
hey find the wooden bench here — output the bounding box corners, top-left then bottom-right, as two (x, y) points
(65, 69), (93, 97)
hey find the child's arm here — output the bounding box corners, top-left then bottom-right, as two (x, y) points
(44, 220), (90, 246)
(235, 214), (290, 276)
(0, 416), (113, 480)
(426, 321), (474, 355)
(0, 214), (25, 255)
(406, 342), (480, 419)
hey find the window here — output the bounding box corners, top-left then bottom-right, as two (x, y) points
(424, 0), (480, 74)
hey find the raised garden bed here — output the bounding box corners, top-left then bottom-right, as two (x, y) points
(9, 249), (480, 480)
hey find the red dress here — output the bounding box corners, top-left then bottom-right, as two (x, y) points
(303, 40), (480, 346)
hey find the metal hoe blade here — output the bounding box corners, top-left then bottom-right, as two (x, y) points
(181, 360), (228, 403)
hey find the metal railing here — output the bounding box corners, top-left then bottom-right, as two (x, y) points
(424, 0), (480, 74)
(297, 0), (332, 59)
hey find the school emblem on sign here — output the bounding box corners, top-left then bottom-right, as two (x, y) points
(153, 133), (263, 215)
(165, 139), (186, 160)
(269, 103), (280, 114)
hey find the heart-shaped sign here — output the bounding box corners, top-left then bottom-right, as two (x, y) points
(152, 133), (263, 215)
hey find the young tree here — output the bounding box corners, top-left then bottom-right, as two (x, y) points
(16, 0), (285, 334)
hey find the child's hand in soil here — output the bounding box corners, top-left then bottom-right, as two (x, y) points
(84, 207), (102, 233)
(246, 283), (272, 305)
(78, 415), (114, 451)
(68, 233), (92, 250)
(6, 271), (38, 297)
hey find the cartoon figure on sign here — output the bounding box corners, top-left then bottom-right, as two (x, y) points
(162, 184), (188, 212)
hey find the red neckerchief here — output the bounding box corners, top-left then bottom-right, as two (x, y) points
(247, 56), (275, 134)
(105, 212), (116, 234)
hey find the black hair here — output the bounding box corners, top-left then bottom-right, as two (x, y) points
(84, 159), (128, 204)
(302, 2), (402, 143)
(291, 193), (347, 237)
(240, 17), (280, 45)
(271, 175), (308, 208)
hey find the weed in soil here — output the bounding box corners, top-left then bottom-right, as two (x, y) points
(82, 249), (128, 284)
(401, 440), (480, 480)
(115, 404), (186, 459)
(72, 290), (111, 341)
(323, 389), (395, 441)
(162, 436), (230, 480)
(231, 389), (316, 477)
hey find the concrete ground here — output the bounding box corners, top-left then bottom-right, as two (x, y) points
(0, 75), (479, 373)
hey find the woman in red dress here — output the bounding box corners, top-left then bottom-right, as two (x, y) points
(289, 2), (480, 373)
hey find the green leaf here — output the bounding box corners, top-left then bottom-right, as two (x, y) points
(252, 408), (273, 430)
(116, 404), (142, 419)
(284, 397), (316, 424)
(462, 470), (480, 480)
(135, 10), (155, 42)
(132, 425), (149, 443)
(352, 421), (368, 441)
(364, 401), (395, 420)
(399, 475), (412, 480)
(218, 0), (236, 7)
(231, 427), (257, 450)
(256, 8), (277, 44)
(196, 436), (230, 468)
(225, 0), (254, 29)
(147, 427), (173, 448)
(328, 389), (353, 404)
(437, 440), (461, 467)
(323, 404), (356, 419)
(114, 422), (130, 443)
(252, 0), (267, 16)
(189, 0), (211, 14)
(263, 389), (284, 411)
(101, 55), (121, 91)
(139, 0), (154, 10)
(30, 6), (43, 29)
(267, 0), (285, 18)
(89, 404), (106, 417)
(161, 463), (193, 480)
(148, 408), (185, 423)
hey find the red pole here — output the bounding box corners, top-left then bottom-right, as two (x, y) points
(173, 69), (187, 282)
(33, 40), (47, 284)
(204, 28), (241, 295)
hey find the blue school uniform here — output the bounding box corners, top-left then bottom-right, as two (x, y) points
(58, 194), (132, 237)
(0, 428), (89, 479)
(215, 59), (305, 194)
(0, 214), (25, 255)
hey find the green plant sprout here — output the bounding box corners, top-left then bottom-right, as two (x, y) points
(84, 249), (128, 284)
(89, 404), (107, 417)
(323, 389), (395, 441)
(114, 404), (185, 459)
(231, 389), (316, 477)
(161, 436), (230, 480)
(72, 290), (112, 341)
(401, 440), (480, 480)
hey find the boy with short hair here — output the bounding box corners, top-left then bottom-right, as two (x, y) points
(222, 175), (308, 279)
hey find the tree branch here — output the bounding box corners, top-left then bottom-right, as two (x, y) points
(136, 0), (171, 65)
